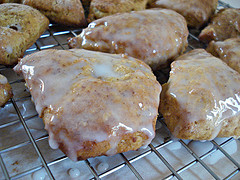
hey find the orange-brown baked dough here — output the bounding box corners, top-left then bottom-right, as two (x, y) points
(68, 9), (188, 71)
(199, 8), (240, 43)
(14, 49), (161, 161)
(149, 0), (218, 29)
(0, 3), (49, 65)
(87, 0), (148, 22)
(207, 38), (240, 73)
(22, 0), (87, 26)
(160, 49), (240, 140)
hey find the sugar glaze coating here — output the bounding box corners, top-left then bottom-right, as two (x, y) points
(14, 49), (161, 160)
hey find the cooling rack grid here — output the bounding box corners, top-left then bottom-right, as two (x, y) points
(0, 1), (240, 179)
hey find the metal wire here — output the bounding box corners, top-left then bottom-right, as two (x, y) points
(11, 98), (55, 180)
(0, 1), (239, 180)
(149, 144), (183, 180)
(179, 140), (220, 180)
(120, 153), (144, 180)
(0, 154), (10, 180)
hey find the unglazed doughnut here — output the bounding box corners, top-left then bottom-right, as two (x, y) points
(0, 3), (49, 65)
(14, 49), (161, 161)
(68, 9), (188, 71)
(160, 49), (240, 140)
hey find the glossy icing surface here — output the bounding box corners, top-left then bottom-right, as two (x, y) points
(68, 9), (188, 71)
(0, 74), (8, 84)
(199, 8), (240, 43)
(14, 49), (161, 161)
(150, 0), (218, 28)
(207, 38), (240, 73)
(160, 49), (240, 140)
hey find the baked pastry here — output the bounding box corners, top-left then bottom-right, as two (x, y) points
(160, 49), (240, 140)
(0, 3), (49, 65)
(87, 0), (148, 22)
(149, 0), (218, 29)
(0, 74), (12, 106)
(14, 49), (161, 161)
(199, 8), (240, 43)
(68, 9), (189, 71)
(207, 38), (240, 73)
(22, 0), (87, 27)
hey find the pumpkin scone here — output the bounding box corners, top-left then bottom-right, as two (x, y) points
(199, 8), (240, 43)
(14, 49), (161, 161)
(149, 0), (218, 29)
(68, 9), (188, 71)
(22, 0), (87, 26)
(160, 49), (240, 140)
(0, 3), (49, 65)
(207, 38), (240, 73)
(87, 0), (148, 22)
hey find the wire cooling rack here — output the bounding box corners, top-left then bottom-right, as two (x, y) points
(0, 1), (240, 180)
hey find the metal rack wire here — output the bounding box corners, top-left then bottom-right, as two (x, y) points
(0, 1), (240, 179)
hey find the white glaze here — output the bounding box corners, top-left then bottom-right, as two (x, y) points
(71, 9), (188, 70)
(167, 50), (240, 139)
(14, 49), (161, 161)
(68, 168), (80, 178)
(5, 45), (12, 54)
(97, 162), (109, 172)
(32, 169), (46, 180)
(208, 38), (240, 73)
(153, 0), (216, 28)
(0, 74), (8, 84)
(92, 62), (121, 79)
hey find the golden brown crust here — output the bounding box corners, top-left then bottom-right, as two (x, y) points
(58, 131), (149, 160)
(22, 0), (87, 26)
(199, 8), (240, 43)
(0, 76), (13, 106)
(149, 0), (218, 29)
(0, 27), (26, 65)
(88, 0), (148, 22)
(160, 49), (240, 140)
(15, 49), (161, 161)
(68, 9), (188, 71)
(0, 3), (49, 65)
(206, 38), (240, 73)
